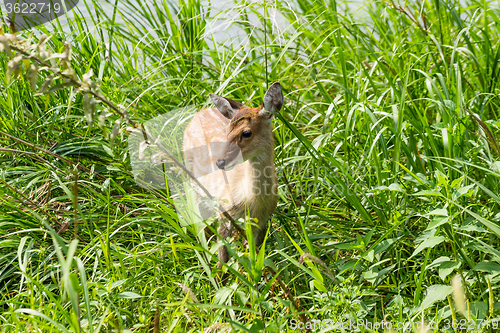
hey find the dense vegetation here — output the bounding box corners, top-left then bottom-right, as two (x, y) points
(1, 0), (500, 331)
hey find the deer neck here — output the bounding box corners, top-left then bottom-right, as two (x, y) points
(247, 148), (276, 198)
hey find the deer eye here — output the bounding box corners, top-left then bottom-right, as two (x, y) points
(242, 130), (252, 138)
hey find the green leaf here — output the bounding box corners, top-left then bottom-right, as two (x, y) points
(422, 285), (453, 310)
(457, 204), (500, 238)
(470, 301), (488, 319)
(443, 100), (456, 111)
(411, 236), (446, 258)
(388, 183), (404, 192)
(373, 238), (398, 255)
(450, 176), (464, 189)
(413, 190), (444, 197)
(248, 319), (264, 332)
(473, 261), (500, 274)
(425, 216), (450, 231)
(117, 292), (143, 299)
(365, 250), (374, 262)
(106, 165), (121, 171)
(364, 229), (374, 245)
(213, 286), (235, 305)
(363, 268), (378, 284)
(427, 256), (450, 269)
(69, 273), (82, 293)
(102, 144), (113, 157)
(466, 241), (500, 261)
(252, 223), (268, 283)
(15, 309), (71, 333)
(427, 208), (448, 216)
(235, 290), (248, 307)
(110, 279), (127, 291)
(452, 184), (475, 200)
(438, 261), (461, 281)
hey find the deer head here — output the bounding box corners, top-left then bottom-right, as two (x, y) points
(208, 82), (283, 170)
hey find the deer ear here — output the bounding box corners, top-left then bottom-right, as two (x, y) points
(262, 82), (283, 118)
(209, 93), (243, 119)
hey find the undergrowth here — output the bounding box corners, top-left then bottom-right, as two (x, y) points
(1, 0), (500, 332)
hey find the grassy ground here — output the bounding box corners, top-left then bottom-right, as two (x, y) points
(1, 0), (500, 331)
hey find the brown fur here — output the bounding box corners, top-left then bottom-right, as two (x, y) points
(183, 83), (283, 269)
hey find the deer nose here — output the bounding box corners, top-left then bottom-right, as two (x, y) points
(216, 159), (226, 170)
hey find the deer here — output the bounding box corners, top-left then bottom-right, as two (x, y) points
(183, 82), (283, 267)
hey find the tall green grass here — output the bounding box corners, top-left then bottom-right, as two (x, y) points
(1, 0), (500, 331)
